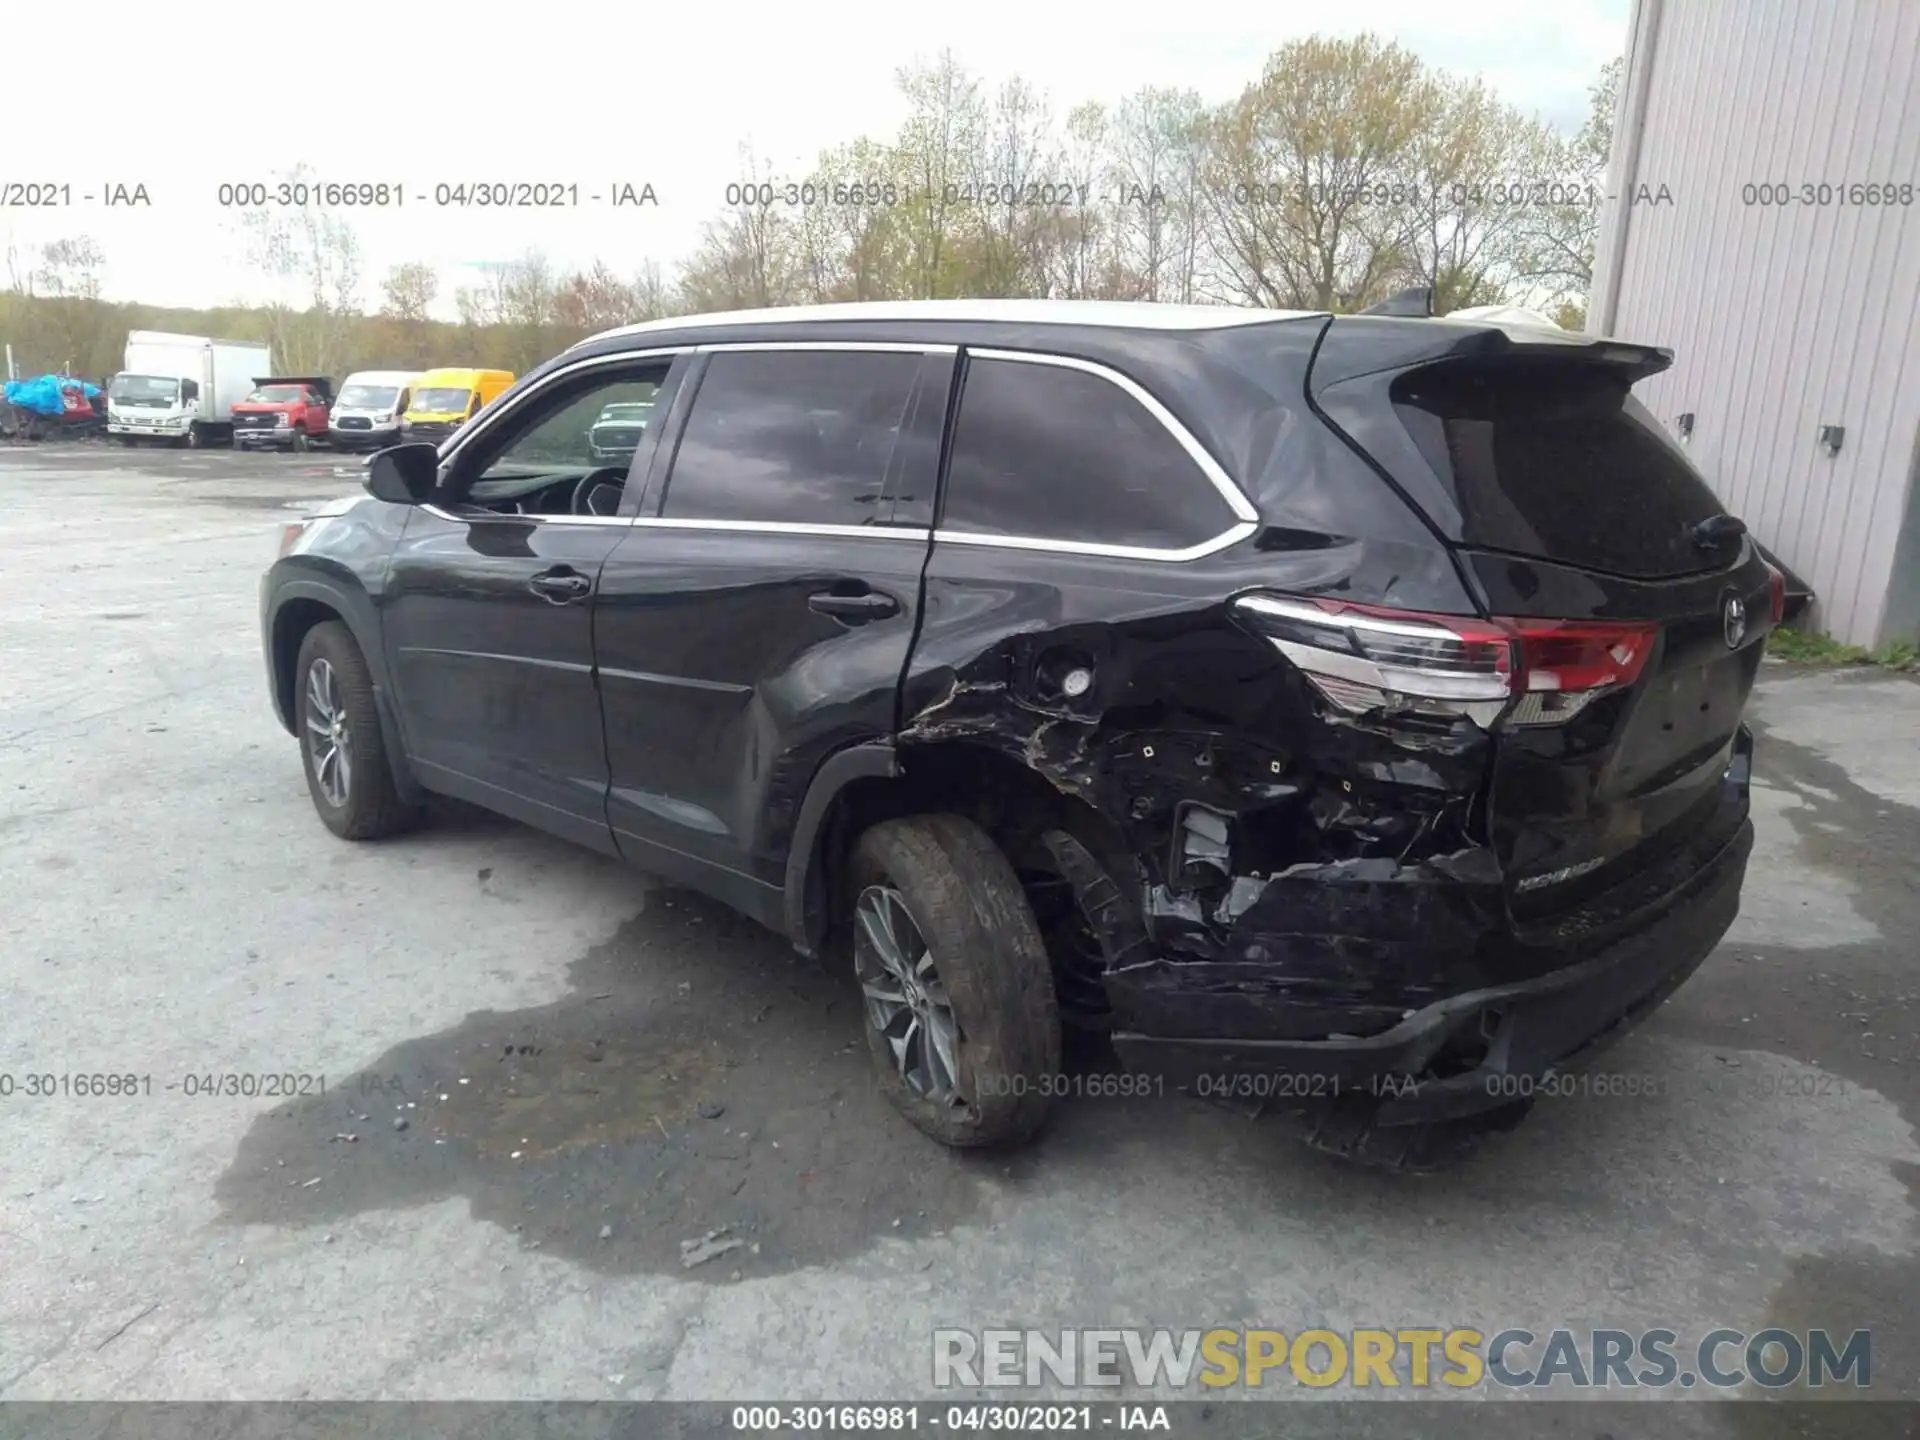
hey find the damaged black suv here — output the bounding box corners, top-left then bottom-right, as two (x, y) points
(261, 299), (1776, 1162)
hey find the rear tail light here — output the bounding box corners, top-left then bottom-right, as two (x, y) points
(1765, 563), (1786, 625)
(1231, 593), (1657, 729)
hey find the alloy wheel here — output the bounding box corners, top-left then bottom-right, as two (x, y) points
(303, 658), (353, 807)
(854, 885), (965, 1106)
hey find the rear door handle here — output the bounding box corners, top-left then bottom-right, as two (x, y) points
(808, 589), (900, 621)
(529, 567), (593, 603)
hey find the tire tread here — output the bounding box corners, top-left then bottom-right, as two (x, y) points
(851, 813), (1062, 1149)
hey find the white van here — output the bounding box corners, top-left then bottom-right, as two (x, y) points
(328, 370), (421, 452)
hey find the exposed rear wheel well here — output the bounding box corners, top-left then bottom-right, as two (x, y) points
(805, 741), (1131, 1024)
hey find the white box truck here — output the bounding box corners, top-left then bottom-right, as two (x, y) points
(107, 331), (272, 448)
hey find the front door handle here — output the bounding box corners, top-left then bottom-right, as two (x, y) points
(808, 589), (899, 621)
(529, 567), (592, 603)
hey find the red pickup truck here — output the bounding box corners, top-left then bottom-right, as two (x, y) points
(231, 376), (333, 451)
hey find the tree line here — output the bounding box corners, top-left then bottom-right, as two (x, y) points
(0, 35), (1619, 384)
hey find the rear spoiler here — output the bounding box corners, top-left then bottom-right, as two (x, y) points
(1309, 316), (1674, 392)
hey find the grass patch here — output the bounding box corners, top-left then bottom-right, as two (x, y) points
(1767, 627), (1920, 670)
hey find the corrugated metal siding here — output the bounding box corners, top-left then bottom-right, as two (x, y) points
(1594, 0), (1920, 646)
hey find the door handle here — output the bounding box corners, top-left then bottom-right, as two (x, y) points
(529, 568), (593, 603)
(808, 589), (899, 621)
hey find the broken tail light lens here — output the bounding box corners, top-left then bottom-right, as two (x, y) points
(1232, 594), (1516, 726)
(1502, 618), (1657, 725)
(1231, 593), (1657, 728)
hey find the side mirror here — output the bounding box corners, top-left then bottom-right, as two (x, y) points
(365, 442), (440, 505)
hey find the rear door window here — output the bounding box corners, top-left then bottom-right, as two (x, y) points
(1390, 360), (1729, 577)
(939, 355), (1238, 552)
(660, 350), (920, 526)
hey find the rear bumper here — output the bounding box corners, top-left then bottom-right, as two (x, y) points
(1113, 745), (1754, 1127)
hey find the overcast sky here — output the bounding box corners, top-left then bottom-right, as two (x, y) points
(5, 0), (1628, 316)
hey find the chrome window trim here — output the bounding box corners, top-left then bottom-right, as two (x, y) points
(928, 523), (1259, 564)
(419, 506), (633, 527)
(692, 340), (958, 356)
(631, 518), (930, 540)
(421, 339), (1264, 563)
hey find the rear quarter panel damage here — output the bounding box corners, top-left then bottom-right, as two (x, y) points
(896, 563), (1506, 1043)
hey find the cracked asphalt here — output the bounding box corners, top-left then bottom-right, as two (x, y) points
(2, 444), (1916, 1434)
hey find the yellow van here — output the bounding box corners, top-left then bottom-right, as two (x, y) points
(400, 367), (515, 443)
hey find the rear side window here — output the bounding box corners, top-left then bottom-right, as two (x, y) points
(662, 350), (919, 526)
(940, 356), (1237, 550)
(1391, 361), (1728, 577)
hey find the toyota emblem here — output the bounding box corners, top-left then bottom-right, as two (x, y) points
(1723, 594), (1748, 649)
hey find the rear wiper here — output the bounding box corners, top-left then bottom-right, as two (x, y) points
(1689, 513), (1747, 550)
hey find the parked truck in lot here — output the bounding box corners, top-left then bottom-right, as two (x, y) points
(232, 376), (334, 451)
(398, 367), (515, 444)
(327, 370), (420, 452)
(107, 331), (272, 448)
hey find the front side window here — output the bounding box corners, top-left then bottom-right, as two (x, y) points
(940, 357), (1235, 551)
(475, 370), (669, 482)
(660, 350), (920, 526)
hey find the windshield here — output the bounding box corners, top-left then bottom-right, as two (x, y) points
(244, 385), (305, 404)
(108, 374), (179, 405)
(412, 387), (474, 414)
(596, 403), (653, 424)
(338, 384), (399, 410)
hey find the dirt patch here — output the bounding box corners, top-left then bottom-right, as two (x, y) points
(215, 883), (1023, 1279)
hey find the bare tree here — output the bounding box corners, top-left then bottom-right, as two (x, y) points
(236, 161), (364, 373)
(678, 144), (799, 311)
(1515, 56), (1623, 310)
(1395, 76), (1537, 312)
(970, 76), (1060, 296)
(1109, 87), (1209, 302)
(895, 52), (986, 298)
(1205, 34), (1437, 310)
(379, 261), (437, 323)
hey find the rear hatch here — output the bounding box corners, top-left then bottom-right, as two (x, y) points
(1307, 317), (1776, 921)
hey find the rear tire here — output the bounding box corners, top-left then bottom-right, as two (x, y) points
(848, 814), (1062, 1148)
(294, 621), (417, 841)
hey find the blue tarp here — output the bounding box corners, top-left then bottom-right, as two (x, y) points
(3, 374), (101, 416)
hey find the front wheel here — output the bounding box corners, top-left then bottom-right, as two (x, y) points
(293, 621), (418, 840)
(185, 424), (204, 449)
(849, 814), (1062, 1148)
(292, 431), (310, 452)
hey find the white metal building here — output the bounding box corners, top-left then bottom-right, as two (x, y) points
(1589, 0), (1920, 647)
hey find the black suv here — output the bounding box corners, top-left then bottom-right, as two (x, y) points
(260, 299), (1777, 1160)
